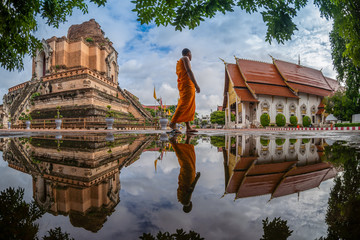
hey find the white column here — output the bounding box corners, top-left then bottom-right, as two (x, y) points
(227, 92), (231, 128)
(235, 95), (239, 127)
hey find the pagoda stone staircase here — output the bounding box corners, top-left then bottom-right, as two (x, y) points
(118, 87), (153, 122)
(9, 80), (42, 123)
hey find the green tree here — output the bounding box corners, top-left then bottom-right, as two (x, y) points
(0, 0), (106, 71)
(261, 217), (293, 240)
(321, 143), (360, 239)
(325, 91), (356, 121)
(0, 187), (43, 240)
(210, 110), (234, 125)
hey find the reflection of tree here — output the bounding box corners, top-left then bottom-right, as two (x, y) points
(0, 187), (43, 240)
(261, 217), (293, 240)
(0, 187), (73, 240)
(321, 143), (360, 239)
(140, 228), (204, 240)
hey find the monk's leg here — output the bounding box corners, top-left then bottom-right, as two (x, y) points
(186, 122), (198, 133)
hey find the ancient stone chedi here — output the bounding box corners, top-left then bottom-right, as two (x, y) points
(2, 19), (152, 127)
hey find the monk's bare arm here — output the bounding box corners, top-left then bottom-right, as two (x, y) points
(182, 56), (200, 93)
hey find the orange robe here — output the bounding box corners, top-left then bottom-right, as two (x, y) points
(172, 142), (196, 205)
(171, 58), (196, 123)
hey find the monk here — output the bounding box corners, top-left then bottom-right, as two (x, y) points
(169, 48), (200, 133)
(170, 134), (201, 213)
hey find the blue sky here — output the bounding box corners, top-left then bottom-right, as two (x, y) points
(0, 0), (335, 116)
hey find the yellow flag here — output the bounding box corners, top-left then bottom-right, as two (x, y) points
(153, 86), (157, 100)
(168, 109), (171, 115)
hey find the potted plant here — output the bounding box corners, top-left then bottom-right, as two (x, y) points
(158, 108), (169, 130)
(105, 105), (115, 130)
(19, 111), (32, 129)
(55, 106), (63, 130)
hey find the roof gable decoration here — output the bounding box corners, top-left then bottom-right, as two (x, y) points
(234, 56), (258, 100)
(270, 55), (298, 95)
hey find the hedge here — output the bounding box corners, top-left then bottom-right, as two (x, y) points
(290, 115), (298, 126)
(275, 138), (286, 145)
(276, 113), (286, 127)
(260, 137), (270, 146)
(260, 113), (270, 127)
(302, 116), (311, 127)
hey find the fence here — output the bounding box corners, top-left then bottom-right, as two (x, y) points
(12, 117), (159, 130)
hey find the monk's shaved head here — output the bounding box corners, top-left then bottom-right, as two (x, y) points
(182, 48), (191, 56)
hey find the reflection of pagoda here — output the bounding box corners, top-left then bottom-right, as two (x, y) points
(2, 134), (153, 232)
(223, 135), (337, 200)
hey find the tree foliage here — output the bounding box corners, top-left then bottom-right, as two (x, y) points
(0, 0), (106, 71)
(260, 217), (293, 240)
(325, 91), (357, 121)
(289, 115), (298, 126)
(322, 143), (360, 239)
(0, 187), (43, 240)
(132, 0), (360, 68)
(210, 110), (234, 125)
(132, 0), (307, 45)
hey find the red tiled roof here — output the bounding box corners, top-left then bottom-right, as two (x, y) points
(287, 82), (331, 97)
(248, 83), (298, 98)
(325, 77), (340, 91)
(274, 59), (333, 93)
(316, 108), (325, 115)
(272, 168), (331, 198)
(227, 64), (247, 87)
(234, 89), (258, 102)
(237, 59), (287, 86)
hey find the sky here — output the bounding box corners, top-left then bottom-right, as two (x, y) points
(0, 0), (335, 117)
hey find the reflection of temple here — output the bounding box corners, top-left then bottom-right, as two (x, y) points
(2, 134), (153, 232)
(223, 136), (337, 200)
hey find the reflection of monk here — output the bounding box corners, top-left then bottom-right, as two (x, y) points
(170, 48), (200, 133)
(170, 135), (200, 213)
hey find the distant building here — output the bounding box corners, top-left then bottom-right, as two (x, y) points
(222, 57), (339, 128)
(1, 19), (152, 128)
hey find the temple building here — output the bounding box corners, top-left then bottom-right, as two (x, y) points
(2, 134), (154, 232)
(222, 57), (340, 128)
(222, 135), (337, 200)
(1, 19), (152, 128)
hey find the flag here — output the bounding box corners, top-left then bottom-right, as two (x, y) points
(160, 98), (163, 108)
(153, 86), (157, 100)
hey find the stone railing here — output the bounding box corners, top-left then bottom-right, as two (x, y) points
(42, 68), (116, 88)
(8, 81), (29, 93)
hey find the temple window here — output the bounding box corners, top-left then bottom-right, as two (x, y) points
(311, 105), (316, 115)
(289, 103), (296, 113)
(261, 101), (269, 113)
(300, 104), (307, 114)
(276, 102), (284, 113)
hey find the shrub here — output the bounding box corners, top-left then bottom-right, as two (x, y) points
(260, 113), (270, 127)
(276, 113), (286, 127)
(289, 115), (298, 126)
(275, 138), (286, 145)
(302, 116), (311, 127)
(302, 138), (310, 144)
(260, 137), (270, 146)
(289, 139), (297, 144)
